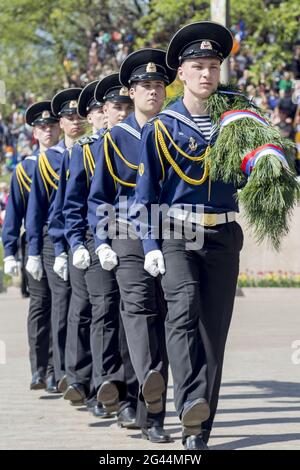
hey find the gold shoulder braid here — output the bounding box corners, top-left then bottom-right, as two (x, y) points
(16, 163), (31, 204)
(154, 119), (211, 187)
(83, 144), (96, 186)
(38, 152), (59, 199)
(103, 132), (137, 188)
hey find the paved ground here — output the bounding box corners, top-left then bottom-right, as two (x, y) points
(0, 287), (300, 450)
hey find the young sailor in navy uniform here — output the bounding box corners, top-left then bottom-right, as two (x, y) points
(25, 88), (84, 392)
(62, 75), (138, 423)
(46, 85), (96, 407)
(2, 101), (60, 392)
(133, 22), (244, 449)
(88, 50), (176, 443)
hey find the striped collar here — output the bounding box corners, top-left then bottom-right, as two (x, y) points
(114, 113), (142, 140)
(160, 99), (218, 143)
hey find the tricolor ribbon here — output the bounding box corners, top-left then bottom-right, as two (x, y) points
(241, 144), (289, 176)
(219, 109), (269, 129)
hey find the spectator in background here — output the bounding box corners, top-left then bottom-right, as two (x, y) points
(0, 113), (8, 162)
(277, 88), (297, 121)
(88, 42), (99, 69)
(279, 71), (293, 97)
(116, 44), (129, 66)
(275, 107), (295, 141)
(293, 103), (300, 175)
(0, 182), (9, 211)
(268, 88), (280, 110)
(15, 114), (33, 162)
(291, 40), (300, 80)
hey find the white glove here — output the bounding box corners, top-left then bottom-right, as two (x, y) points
(26, 255), (43, 281)
(73, 245), (91, 270)
(53, 252), (69, 281)
(144, 250), (165, 277)
(96, 243), (118, 271)
(4, 256), (19, 277)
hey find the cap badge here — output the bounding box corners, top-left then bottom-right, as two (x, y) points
(119, 87), (129, 96)
(200, 41), (213, 50)
(69, 100), (78, 108)
(146, 62), (157, 73)
(41, 110), (51, 119)
(189, 137), (198, 152)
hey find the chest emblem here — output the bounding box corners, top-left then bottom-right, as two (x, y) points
(189, 137), (198, 152)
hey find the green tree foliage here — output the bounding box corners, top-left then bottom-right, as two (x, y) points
(0, 0), (144, 111)
(230, 0), (300, 83)
(135, 1), (210, 48)
(135, 0), (300, 84)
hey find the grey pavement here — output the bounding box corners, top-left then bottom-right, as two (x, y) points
(0, 287), (300, 450)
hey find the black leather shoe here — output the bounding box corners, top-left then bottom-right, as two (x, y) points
(141, 426), (172, 443)
(30, 372), (46, 390)
(64, 383), (86, 405)
(46, 374), (58, 393)
(117, 406), (139, 429)
(181, 398), (210, 431)
(97, 381), (119, 413)
(88, 402), (112, 418)
(142, 370), (165, 414)
(184, 435), (209, 450)
(57, 375), (68, 393)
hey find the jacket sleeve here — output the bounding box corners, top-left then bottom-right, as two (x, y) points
(26, 155), (50, 256)
(131, 123), (164, 254)
(2, 165), (26, 257)
(63, 144), (89, 252)
(48, 151), (69, 256)
(87, 139), (116, 251)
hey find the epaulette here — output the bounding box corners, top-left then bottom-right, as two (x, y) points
(50, 144), (65, 154)
(24, 155), (37, 162)
(77, 134), (98, 146)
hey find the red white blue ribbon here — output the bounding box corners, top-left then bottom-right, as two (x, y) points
(241, 144), (289, 176)
(220, 109), (269, 129)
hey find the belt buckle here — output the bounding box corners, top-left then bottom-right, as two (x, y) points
(200, 213), (217, 227)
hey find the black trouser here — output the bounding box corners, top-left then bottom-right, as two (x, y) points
(42, 226), (72, 382)
(25, 239), (53, 377)
(112, 237), (168, 427)
(86, 314), (138, 411)
(119, 308), (139, 412)
(161, 221), (243, 437)
(66, 250), (138, 403)
(66, 255), (93, 390)
(21, 232), (29, 297)
(85, 232), (125, 396)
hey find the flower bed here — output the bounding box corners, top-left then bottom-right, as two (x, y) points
(238, 271), (300, 287)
